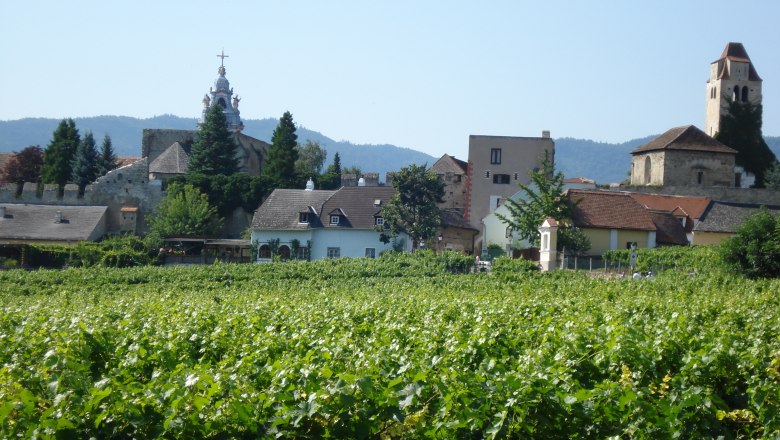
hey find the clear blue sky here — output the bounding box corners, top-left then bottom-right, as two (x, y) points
(2, 0), (779, 160)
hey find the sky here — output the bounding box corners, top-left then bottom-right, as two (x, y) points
(2, 0), (780, 160)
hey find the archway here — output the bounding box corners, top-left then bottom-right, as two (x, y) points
(644, 156), (652, 184)
(278, 245), (291, 260)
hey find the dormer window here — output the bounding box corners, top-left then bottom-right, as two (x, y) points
(299, 212), (309, 224)
(330, 215), (340, 225)
(375, 217), (384, 226)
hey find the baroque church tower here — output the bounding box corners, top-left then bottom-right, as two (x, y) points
(200, 51), (244, 132)
(705, 42), (762, 137)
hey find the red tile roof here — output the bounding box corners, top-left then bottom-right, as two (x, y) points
(567, 190), (655, 231)
(630, 125), (737, 155)
(628, 193), (711, 220)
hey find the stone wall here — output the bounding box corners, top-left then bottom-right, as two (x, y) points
(615, 184), (780, 205)
(663, 150), (735, 187)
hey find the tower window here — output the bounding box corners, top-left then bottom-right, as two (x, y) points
(733, 86), (739, 101)
(485, 170), (491, 179)
(490, 148), (502, 165)
(697, 171), (703, 185)
(741, 86), (748, 102)
(644, 156), (651, 184)
(218, 98), (227, 108)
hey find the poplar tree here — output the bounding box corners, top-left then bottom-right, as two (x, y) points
(70, 131), (100, 192)
(262, 111), (299, 187)
(41, 118), (80, 187)
(97, 134), (118, 176)
(189, 105), (240, 175)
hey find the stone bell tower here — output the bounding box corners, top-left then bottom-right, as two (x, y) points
(199, 50), (244, 132)
(705, 42), (762, 137)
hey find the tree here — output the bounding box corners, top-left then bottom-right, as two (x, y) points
(715, 100), (777, 187)
(320, 152), (342, 190)
(1, 145), (44, 185)
(148, 183), (223, 238)
(497, 152), (572, 245)
(41, 118), (80, 188)
(719, 207), (780, 278)
(70, 131), (100, 192)
(342, 165), (362, 176)
(294, 140), (327, 178)
(189, 105), (240, 175)
(380, 163), (444, 250)
(263, 111), (299, 187)
(97, 134), (118, 176)
(764, 161), (780, 190)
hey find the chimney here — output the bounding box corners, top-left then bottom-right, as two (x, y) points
(55, 210), (63, 224)
(542, 130), (551, 138)
(358, 177), (366, 187)
(305, 177), (315, 191)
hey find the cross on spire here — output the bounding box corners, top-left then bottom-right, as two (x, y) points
(217, 49), (229, 67)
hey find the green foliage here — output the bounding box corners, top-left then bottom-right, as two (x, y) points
(381, 164), (444, 249)
(764, 161), (780, 190)
(96, 134), (118, 177)
(25, 235), (158, 269)
(319, 152), (342, 190)
(0, 145), (44, 185)
(604, 245), (721, 274)
(170, 173), (271, 217)
(294, 140), (327, 178)
(715, 100), (777, 187)
(70, 131), (99, 192)
(719, 207), (780, 278)
(491, 256), (540, 277)
(188, 105), (240, 175)
(263, 111), (299, 188)
(1, 255), (778, 437)
(497, 151), (573, 246)
(149, 183), (223, 238)
(41, 118), (80, 188)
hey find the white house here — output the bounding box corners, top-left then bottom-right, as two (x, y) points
(250, 185), (409, 261)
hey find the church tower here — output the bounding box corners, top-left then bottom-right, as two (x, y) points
(705, 42), (762, 137)
(200, 51), (244, 132)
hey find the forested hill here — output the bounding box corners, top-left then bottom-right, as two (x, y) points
(0, 116), (436, 182)
(1, 116), (779, 184)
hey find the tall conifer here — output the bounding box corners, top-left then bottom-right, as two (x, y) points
(71, 131), (99, 192)
(97, 134), (118, 176)
(41, 118), (80, 187)
(262, 111), (299, 187)
(189, 105), (240, 175)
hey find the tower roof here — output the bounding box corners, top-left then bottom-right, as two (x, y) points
(713, 42), (761, 81)
(630, 125), (737, 155)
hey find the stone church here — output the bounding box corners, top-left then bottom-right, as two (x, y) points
(144, 53), (269, 184)
(630, 42), (762, 188)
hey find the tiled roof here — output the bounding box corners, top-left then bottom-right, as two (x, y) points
(628, 192), (711, 233)
(563, 177), (595, 184)
(630, 125), (737, 155)
(441, 209), (478, 231)
(321, 186), (396, 229)
(568, 189), (656, 231)
(251, 189), (337, 230)
(694, 201), (780, 233)
(715, 42), (762, 81)
(430, 154), (468, 174)
(117, 157), (141, 167)
(149, 142), (189, 174)
(0, 204), (107, 242)
(649, 210), (688, 245)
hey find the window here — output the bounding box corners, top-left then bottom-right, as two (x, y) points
(278, 245), (291, 260)
(375, 217), (384, 226)
(298, 212), (309, 223)
(505, 227), (513, 238)
(513, 172), (519, 181)
(735, 172), (742, 188)
(741, 86), (748, 102)
(330, 215), (340, 225)
(453, 175), (461, 183)
(697, 171), (703, 185)
(490, 148), (502, 164)
(365, 248), (376, 258)
(644, 156), (651, 184)
(258, 244), (271, 259)
(493, 174), (510, 184)
(485, 170), (491, 179)
(327, 247), (340, 259)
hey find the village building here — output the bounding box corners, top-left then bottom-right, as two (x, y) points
(692, 201), (780, 245)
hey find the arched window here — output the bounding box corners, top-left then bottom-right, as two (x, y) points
(259, 244), (271, 259)
(741, 86), (748, 102)
(218, 98), (227, 108)
(644, 156), (651, 184)
(278, 245), (291, 260)
(733, 86), (739, 101)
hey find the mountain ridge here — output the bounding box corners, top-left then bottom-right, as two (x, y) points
(1, 115), (778, 184)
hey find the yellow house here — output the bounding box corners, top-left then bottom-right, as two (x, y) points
(692, 201), (780, 245)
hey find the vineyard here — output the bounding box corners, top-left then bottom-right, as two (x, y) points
(0, 252), (779, 438)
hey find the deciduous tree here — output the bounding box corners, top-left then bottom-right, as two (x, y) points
(189, 105), (240, 175)
(263, 111), (299, 187)
(41, 118), (80, 188)
(294, 140), (327, 178)
(380, 163), (443, 250)
(149, 183), (223, 238)
(71, 131), (100, 192)
(720, 207), (780, 278)
(1, 145), (44, 184)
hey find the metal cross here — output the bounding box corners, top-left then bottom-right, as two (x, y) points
(217, 50), (229, 67)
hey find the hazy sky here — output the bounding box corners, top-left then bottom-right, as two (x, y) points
(2, 1), (779, 159)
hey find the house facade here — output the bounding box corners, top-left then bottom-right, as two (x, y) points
(692, 201), (780, 245)
(250, 186), (408, 261)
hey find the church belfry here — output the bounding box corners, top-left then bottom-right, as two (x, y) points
(705, 42), (762, 136)
(200, 50), (244, 132)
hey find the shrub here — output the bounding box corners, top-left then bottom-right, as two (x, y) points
(719, 207), (780, 278)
